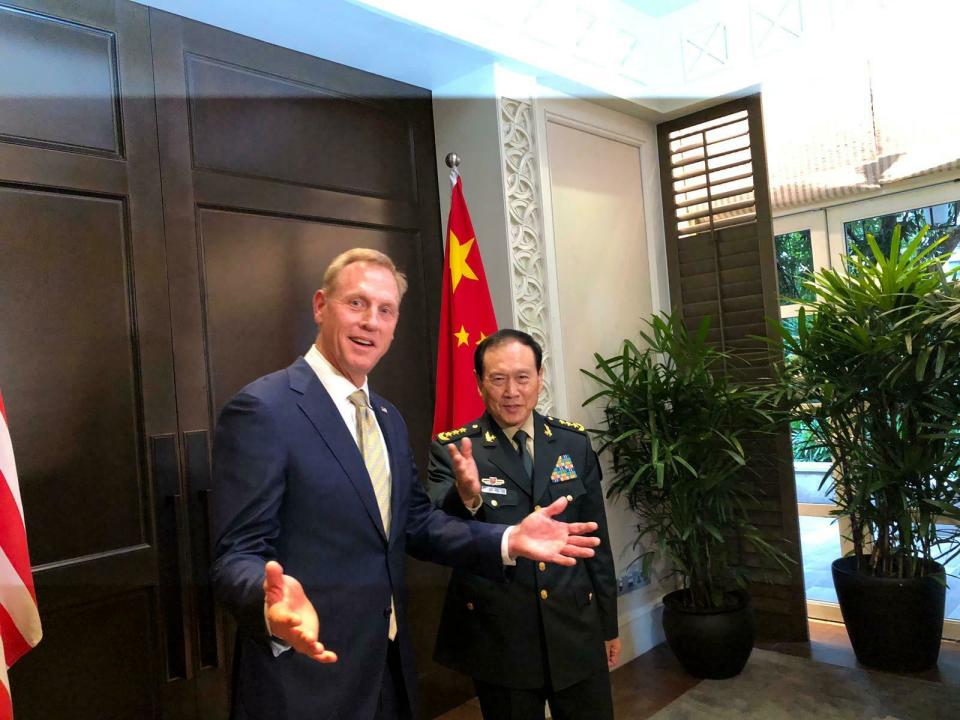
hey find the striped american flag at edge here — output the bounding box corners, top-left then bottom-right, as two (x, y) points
(0, 389), (42, 720)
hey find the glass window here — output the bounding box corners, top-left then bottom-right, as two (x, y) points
(793, 461), (833, 504)
(775, 229), (816, 305)
(843, 200), (960, 270)
(791, 418), (830, 464)
(937, 524), (960, 622)
(798, 516), (842, 604)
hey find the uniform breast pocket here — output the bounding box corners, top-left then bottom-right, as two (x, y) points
(548, 478), (587, 504)
(480, 486), (520, 512)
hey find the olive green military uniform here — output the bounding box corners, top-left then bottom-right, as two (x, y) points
(429, 412), (617, 719)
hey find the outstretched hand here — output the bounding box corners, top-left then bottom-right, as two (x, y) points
(507, 496), (600, 566)
(446, 437), (481, 507)
(264, 560), (338, 663)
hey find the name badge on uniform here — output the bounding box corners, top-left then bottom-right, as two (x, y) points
(550, 454), (577, 483)
(481, 486), (507, 495)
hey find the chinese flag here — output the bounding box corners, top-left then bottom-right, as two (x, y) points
(432, 176), (498, 435)
(0, 389), (42, 720)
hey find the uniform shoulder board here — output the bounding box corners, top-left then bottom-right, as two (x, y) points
(436, 423), (482, 443)
(545, 416), (587, 434)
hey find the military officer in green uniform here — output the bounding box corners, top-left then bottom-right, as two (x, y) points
(429, 329), (619, 720)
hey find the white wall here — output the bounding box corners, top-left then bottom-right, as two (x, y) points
(534, 95), (669, 665)
(431, 66), (515, 328)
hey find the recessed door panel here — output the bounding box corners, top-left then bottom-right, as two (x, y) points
(0, 187), (144, 563)
(0, 4), (121, 154)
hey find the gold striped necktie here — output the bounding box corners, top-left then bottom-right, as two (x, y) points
(348, 389), (392, 534)
(348, 389), (397, 640)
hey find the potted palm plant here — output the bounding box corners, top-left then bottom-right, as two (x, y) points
(775, 225), (960, 672)
(583, 314), (792, 679)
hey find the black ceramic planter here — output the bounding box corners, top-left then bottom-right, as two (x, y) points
(832, 555), (946, 673)
(661, 589), (754, 679)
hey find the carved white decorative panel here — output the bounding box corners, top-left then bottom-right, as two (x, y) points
(344, 1), (935, 115)
(576, 19), (638, 68)
(499, 96), (556, 416)
(682, 22), (728, 79)
(751, 0), (803, 57)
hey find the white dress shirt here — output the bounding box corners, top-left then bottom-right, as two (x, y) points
(304, 344), (391, 472)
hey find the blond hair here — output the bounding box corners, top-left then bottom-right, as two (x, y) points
(322, 248), (408, 298)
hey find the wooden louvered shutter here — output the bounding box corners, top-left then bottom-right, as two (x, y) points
(657, 94), (807, 643)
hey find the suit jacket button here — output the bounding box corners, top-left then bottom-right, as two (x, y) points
(538, 562), (546, 572)
(540, 589), (549, 600)
(490, 499), (499, 507)
(534, 505), (542, 511)
(566, 494), (573, 502)
(466, 602), (475, 611)
(588, 592), (594, 601)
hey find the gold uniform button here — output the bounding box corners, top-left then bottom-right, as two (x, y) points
(566, 494), (573, 502)
(540, 589), (549, 600)
(534, 505), (542, 511)
(588, 592), (594, 601)
(490, 499), (499, 507)
(538, 562), (546, 572)
(466, 602), (475, 611)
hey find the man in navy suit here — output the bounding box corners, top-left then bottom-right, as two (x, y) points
(211, 248), (600, 720)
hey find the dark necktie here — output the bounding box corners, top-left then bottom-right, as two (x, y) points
(514, 429), (533, 480)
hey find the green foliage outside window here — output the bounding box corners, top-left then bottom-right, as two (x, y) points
(791, 420), (830, 463)
(775, 230), (815, 304)
(844, 201), (960, 270)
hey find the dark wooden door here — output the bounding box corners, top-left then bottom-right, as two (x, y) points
(0, 0), (197, 717)
(2, 1), (458, 717)
(147, 10), (463, 717)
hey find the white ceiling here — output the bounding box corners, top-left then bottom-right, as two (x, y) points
(133, 0), (924, 118)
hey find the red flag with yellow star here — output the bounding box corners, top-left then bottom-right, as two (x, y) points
(432, 176), (498, 435)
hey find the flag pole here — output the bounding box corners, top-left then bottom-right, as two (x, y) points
(433, 151), (497, 434)
(445, 152), (460, 188)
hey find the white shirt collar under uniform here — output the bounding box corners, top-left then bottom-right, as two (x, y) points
(496, 414), (536, 459)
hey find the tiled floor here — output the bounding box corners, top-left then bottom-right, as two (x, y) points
(433, 620), (960, 719)
(760, 619), (960, 687)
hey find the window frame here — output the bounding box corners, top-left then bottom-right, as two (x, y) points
(825, 181), (960, 268)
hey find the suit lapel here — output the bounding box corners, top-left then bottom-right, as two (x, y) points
(483, 414), (533, 498)
(533, 411), (555, 502)
(289, 359), (387, 541)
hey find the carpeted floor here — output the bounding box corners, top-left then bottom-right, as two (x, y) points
(650, 648), (960, 719)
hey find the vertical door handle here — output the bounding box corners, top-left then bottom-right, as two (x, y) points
(151, 433), (189, 680)
(184, 430), (219, 668)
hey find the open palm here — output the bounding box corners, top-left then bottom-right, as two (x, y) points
(263, 560), (338, 663)
(509, 497), (600, 566)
